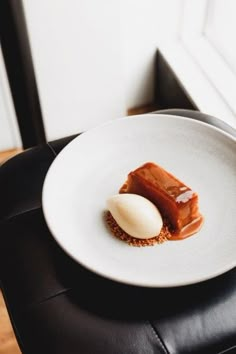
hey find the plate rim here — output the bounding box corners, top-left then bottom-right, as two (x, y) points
(42, 114), (236, 287)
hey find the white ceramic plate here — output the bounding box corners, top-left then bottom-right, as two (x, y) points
(42, 114), (236, 287)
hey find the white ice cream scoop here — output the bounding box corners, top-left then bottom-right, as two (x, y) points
(107, 194), (163, 239)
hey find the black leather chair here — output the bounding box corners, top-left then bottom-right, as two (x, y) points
(1, 109), (236, 354)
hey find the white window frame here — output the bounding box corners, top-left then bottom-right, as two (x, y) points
(159, 0), (236, 128)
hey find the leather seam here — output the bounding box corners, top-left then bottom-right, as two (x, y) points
(146, 320), (169, 354)
(217, 345), (236, 354)
(0, 143), (56, 224)
(23, 288), (72, 311)
(47, 142), (57, 157)
(0, 206), (41, 225)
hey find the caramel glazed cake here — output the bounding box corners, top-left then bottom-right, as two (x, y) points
(105, 162), (204, 247)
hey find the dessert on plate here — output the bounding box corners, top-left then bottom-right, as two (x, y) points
(106, 162), (204, 246)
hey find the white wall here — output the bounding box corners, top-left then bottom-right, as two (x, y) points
(22, 0), (182, 140)
(0, 46), (21, 150)
(121, 0), (182, 108)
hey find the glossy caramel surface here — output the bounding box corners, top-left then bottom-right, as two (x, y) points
(120, 162), (204, 239)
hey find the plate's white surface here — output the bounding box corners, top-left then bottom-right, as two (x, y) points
(42, 114), (236, 287)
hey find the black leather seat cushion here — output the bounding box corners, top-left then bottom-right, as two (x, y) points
(1, 110), (236, 354)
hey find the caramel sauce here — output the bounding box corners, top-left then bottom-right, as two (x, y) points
(119, 162), (204, 240)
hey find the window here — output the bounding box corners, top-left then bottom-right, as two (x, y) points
(205, 0), (236, 75)
(159, 0), (236, 128)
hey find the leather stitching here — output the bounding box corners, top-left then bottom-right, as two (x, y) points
(147, 320), (169, 354)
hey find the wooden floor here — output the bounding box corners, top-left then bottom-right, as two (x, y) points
(127, 102), (159, 116)
(1, 149), (23, 353)
(0, 291), (21, 354)
(0, 149), (23, 165)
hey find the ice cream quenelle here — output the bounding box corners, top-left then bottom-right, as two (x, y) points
(107, 194), (163, 239)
